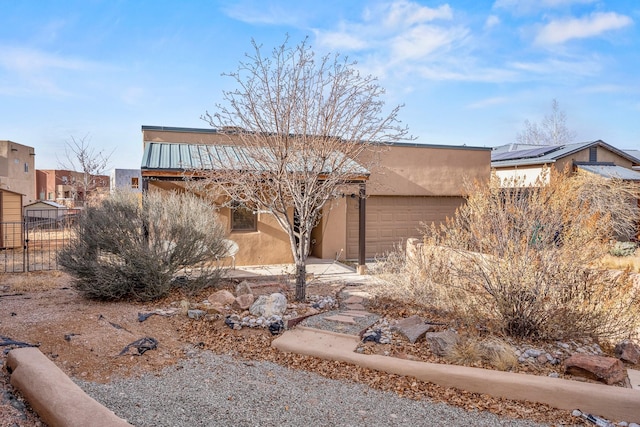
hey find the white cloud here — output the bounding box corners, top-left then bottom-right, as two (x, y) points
(493, 0), (596, 13)
(466, 97), (509, 109)
(390, 25), (468, 61)
(535, 12), (633, 45)
(484, 15), (500, 29)
(380, 1), (452, 28)
(0, 46), (92, 73)
(578, 84), (629, 94)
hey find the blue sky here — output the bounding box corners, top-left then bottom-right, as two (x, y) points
(1, 0), (638, 170)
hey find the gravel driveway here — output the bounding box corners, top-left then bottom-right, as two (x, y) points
(77, 351), (548, 427)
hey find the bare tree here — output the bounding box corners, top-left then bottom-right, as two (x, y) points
(194, 37), (409, 301)
(516, 99), (576, 146)
(58, 134), (112, 206)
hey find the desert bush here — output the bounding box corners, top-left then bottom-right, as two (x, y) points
(446, 337), (517, 371)
(59, 191), (227, 301)
(376, 169), (640, 342)
(609, 241), (638, 257)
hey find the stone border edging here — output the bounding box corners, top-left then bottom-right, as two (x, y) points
(273, 326), (640, 422)
(6, 347), (132, 427)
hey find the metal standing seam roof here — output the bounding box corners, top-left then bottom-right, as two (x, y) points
(577, 164), (640, 181)
(141, 142), (370, 176)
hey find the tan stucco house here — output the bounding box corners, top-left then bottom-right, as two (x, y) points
(0, 140), (36, 205)
(141, 126), (491, 266)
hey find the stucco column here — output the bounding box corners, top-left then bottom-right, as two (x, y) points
(357, 183), (366, 275)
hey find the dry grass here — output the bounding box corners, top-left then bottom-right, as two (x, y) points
(0, 270), (66, 292)
(446, 337), (518, 372)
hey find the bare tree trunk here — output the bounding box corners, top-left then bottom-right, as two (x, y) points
(295, 262), (306, 301)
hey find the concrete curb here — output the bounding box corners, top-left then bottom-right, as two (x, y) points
(6, 347), (132, 427)
(273, 326), (640, 422)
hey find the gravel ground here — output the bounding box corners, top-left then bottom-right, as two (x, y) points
(77, 351), (549, 427)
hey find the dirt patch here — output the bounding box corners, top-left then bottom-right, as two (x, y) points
(0, 271), (588, 426)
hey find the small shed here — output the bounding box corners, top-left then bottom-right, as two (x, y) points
(0, 188), (24, 249)
(24, 200), (69, 226)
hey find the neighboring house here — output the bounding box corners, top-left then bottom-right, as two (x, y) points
(492, 140), (640, 239)
(140, 125), (491, 266)
(0, 140), (36, 205)
(491, 140), (640, 185)
(110, 169), (142, 193)
(36, 169), (109, 207)
(0, 188), (23, 249)
(624, 150), (640, 171)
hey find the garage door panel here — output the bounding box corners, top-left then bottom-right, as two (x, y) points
(346, 196), (463, 259)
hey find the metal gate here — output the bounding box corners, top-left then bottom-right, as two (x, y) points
(0, 209), (77, 273)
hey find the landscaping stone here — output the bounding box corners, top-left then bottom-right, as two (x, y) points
(345, 303), (366, 311)
(343, 295), (364, 304)
(187, 309), (205, 320)
(391, 315), (435, 344)
(208, 290), (236, 307)
(235, 281), (253, 296)
(249, 293), (287, 318)
(324, 314), (357, 324)
(235, 293), (255, 310)
(424, 330), (458, 356)
(564, 354), (627, 385)
(614, 340), (640, 365)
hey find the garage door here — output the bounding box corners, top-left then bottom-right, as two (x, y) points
(346, 196), (464, 259)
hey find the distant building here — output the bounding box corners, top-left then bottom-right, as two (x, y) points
(0, 140), (36, 204)
(36, 169), (109, 207)
(110, 169), (142, 193)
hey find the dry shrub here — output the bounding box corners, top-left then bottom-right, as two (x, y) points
(376, 168), (640, 343)
(59, 191), (227, 301)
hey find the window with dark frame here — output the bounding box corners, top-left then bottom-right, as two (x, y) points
(589, 146), (597, 162)
(231, 202), (257, 231)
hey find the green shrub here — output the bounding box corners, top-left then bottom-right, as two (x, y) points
(609, 241), (637, 257)
(59, 191), (227, 301)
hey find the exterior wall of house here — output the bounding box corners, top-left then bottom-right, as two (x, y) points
(555, 147), (633, 171)
(0, 189), (24, 248)
(36, 169), (109, 207)
(0, 141), (36, 204)
(320, 144), (491, 260)
(110, 169), (142, 193)
(493, 166), (549, 186)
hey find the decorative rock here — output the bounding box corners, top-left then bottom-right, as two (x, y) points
(249, 293), (287, 318)
(548, 372), (559, 378)
(345, 303), (366, 311)
(235, 281), (253, 296)
(179, 300), (190, 315)
(235, 293), (255, 310)
(187, 309), (205, 320)
(424, 330), (458, 357)
(391, 315), (435, 344)
(564, 354), (627, 385)
(208, 290), (236, 307)
(524, 348), (544, 358)
(343, 295), (364, 304)
(615, 340), (640, 364)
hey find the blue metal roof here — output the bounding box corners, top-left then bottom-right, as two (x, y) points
(141, 142), (370, 176)
(577, 164), (640, 181)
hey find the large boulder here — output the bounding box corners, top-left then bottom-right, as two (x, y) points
(614, 340), (640, 365)
(564, 354), (627, 385)
(249, 293), (287, 318)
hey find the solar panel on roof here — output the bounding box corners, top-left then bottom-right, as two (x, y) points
(492, 145), (562, 162)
